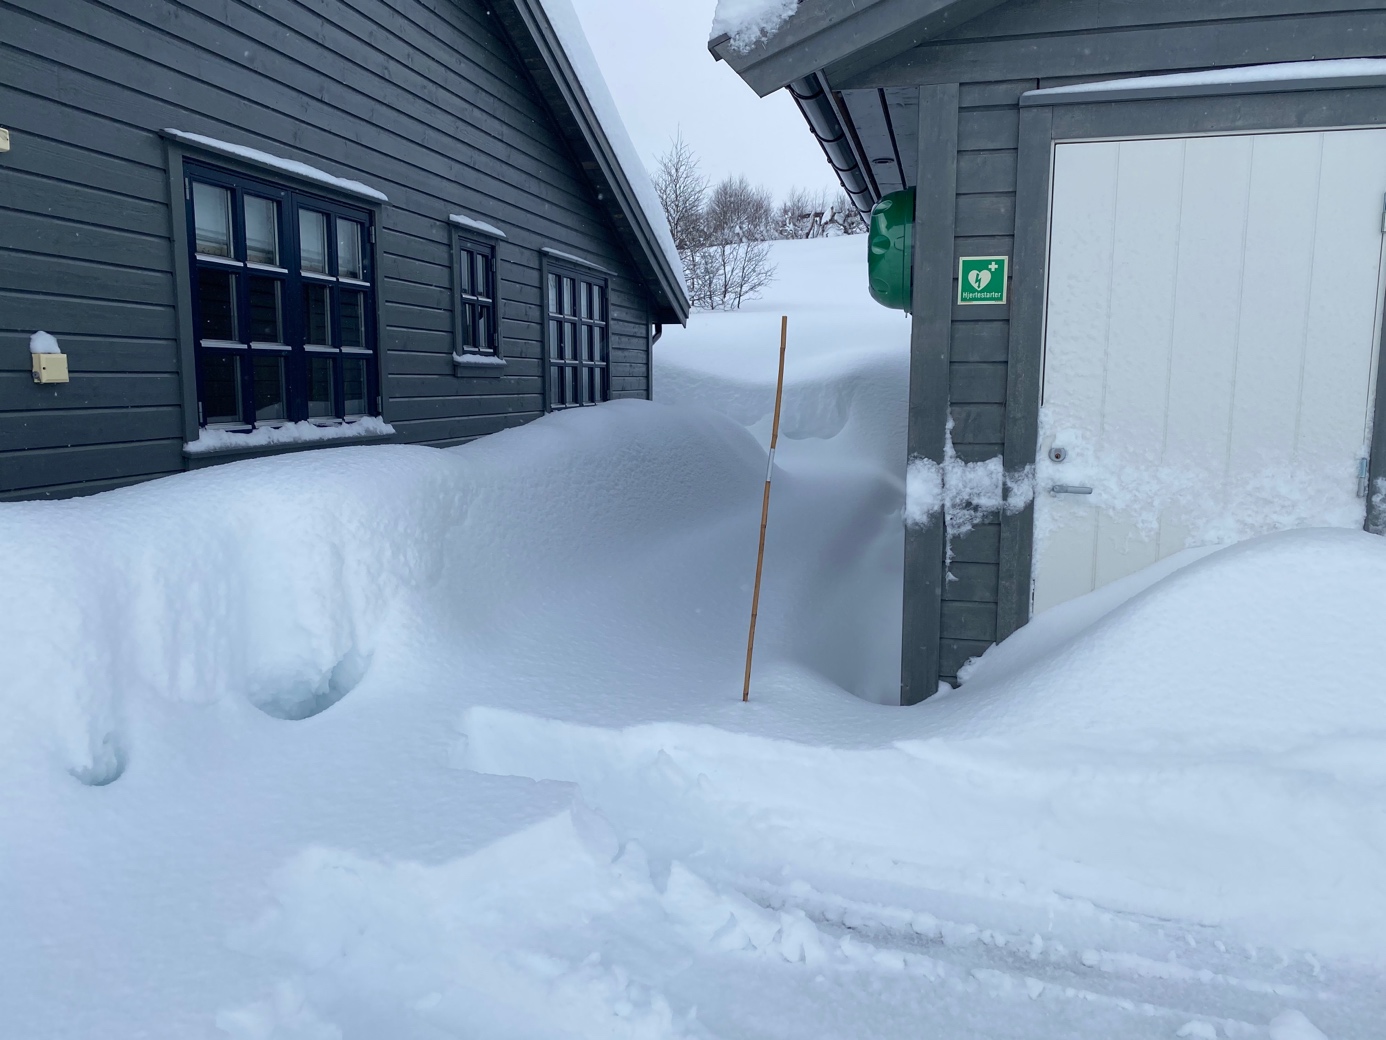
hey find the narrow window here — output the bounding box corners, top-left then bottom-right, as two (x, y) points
(299, 210), (329, 274)
(545, 265), (608, 409)
(454, 236), (498, 357)
(343, 357), (369, 417)
(184, 163), (378, 431)
(193, 183), (233, 258)
(337, 218), (364, 281)
(307, 356), (336, 418)
(244, 196), (280, 266)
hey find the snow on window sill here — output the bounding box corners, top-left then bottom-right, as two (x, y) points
(184, 416), (395, 456)
(453, 353), (507, 376)
(449, 213), (506, 239)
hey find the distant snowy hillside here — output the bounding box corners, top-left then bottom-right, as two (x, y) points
(1, 237), (1380, 1039)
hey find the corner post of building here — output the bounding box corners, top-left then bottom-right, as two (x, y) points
(996, 103), (1054, 640)
(899, 82), (960, 706)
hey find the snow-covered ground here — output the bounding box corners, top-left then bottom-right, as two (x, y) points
(2, 238), (1382, 1039)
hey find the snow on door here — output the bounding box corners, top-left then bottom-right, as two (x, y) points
(1033, 129), (1386, 615)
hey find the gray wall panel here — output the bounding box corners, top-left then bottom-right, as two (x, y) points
(0, 0), (656, 496)
(849, 9), (1386, 88)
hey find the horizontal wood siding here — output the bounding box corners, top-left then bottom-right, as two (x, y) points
(0, 0), (653, 496)
(846, 3), (1386, 87)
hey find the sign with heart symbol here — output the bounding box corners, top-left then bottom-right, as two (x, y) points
(958, 256), (1008, 305)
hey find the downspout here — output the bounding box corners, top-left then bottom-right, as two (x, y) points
(788, 74), (876, 216)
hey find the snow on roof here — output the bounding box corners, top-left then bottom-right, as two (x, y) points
(163, 129), (389, 202)
(448, 212), (507, 239)
(710, 0), (799, 51)
(1026, 58), (1386, 100)
(535, 0), (688, 299)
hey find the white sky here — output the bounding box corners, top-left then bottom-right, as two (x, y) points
(567, 0), (842, 202)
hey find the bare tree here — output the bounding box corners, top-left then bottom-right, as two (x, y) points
(652, 131), (707, 254)
(704, 175), (777, 244)
(777, 187), (867, 239)
(651, 139), (777, 311)
(825, 191), (868, 235)
(693, 175), (776, 310)
(690, 239), (776, 310)
(652, 132), (708, 300)
(777, 187), (831, 239)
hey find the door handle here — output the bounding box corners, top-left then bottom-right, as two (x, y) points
(1050, 484), (1093, 495)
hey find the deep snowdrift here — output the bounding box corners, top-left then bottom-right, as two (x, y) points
(2, 238), (1380, 1039)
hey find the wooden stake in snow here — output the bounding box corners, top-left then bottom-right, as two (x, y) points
(743, 316), (788, 703)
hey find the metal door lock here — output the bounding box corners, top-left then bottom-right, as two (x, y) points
(1049, 445), (1068, 463)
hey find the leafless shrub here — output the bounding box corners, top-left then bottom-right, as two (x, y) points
(653, 139), (872, 311)
(777, 188), (867, 239)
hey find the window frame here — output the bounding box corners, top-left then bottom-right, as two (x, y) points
(165, 139), (387, 446)
(450, 228), (503, 367)
(541, 256), (610, 411)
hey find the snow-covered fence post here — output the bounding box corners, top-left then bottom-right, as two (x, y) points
(743, 315), (788, 702)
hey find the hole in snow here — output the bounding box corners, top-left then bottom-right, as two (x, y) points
(251, 648), (372, 721)
(70, 733), (127, 787)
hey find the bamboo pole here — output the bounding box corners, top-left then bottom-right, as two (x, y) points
(743, 315), (788, 703)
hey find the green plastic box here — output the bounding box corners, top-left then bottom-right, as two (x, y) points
(867, 188), (915, 312)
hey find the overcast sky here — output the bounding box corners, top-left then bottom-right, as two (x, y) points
(567, 0), (842, 202)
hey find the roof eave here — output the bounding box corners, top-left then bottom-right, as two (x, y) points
(489, 0), (689, 324)
(710, 0), (1008, 95)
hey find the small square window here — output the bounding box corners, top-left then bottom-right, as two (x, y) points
(299, 210), (328, 274)
(193, 182), (232, 257)
(245, 196), (280, 266)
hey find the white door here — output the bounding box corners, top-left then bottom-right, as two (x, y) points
(1033, 129), (1386, 615)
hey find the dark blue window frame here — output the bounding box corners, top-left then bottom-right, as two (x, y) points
(545, 263), (609, 410)
(183, 162), (380, 429)
(453, 233), (500, 357)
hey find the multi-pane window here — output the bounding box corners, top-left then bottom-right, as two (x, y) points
(454, 237), (497, 355)
(546, 267), (608, 408)
(185, 163), (378, 429)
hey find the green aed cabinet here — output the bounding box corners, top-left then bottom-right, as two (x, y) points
(867, 188), (915, 312)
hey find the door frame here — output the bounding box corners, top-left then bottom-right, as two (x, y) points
(998, 81), (1386, 641)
